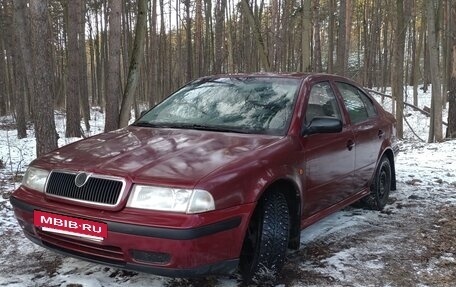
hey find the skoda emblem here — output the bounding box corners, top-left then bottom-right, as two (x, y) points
(75, 172), (90, 188)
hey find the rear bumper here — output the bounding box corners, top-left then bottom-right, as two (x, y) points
(10, 195), (252, 277)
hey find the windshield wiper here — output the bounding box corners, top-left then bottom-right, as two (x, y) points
(134, 121), (254, 134)
(133, 121), (159, 127)
(175, 123), (252, 134)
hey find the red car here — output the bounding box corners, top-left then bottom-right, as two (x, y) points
(10, 73), (398, 281)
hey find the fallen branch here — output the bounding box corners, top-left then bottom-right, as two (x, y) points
(365, 88), (448, 126)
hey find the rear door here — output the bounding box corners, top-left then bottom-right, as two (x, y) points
(299, 81), (355, 216)
(335, 82), (384, 192)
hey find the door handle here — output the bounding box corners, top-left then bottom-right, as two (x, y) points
(378, 130), (385, 138)
(346, 140), (355, 151)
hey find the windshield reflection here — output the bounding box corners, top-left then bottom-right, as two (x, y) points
(136, 77), (301, 135)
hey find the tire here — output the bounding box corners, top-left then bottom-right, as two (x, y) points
(239, 191), (290, 282)
(361, 156), (392, 211)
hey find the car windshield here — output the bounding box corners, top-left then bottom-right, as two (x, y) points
(135, 77), (301, 135)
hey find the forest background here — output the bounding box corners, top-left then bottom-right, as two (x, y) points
(0, 0), (455, 157)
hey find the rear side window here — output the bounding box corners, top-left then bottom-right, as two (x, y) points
(336, 82), (377, 124)
(305, 82), (342, 124)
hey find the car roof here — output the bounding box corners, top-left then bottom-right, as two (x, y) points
(198, 72), (357, 83)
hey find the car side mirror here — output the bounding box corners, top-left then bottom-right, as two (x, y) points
(301, 117), (342, 136)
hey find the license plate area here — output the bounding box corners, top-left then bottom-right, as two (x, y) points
(34, 210), (107, 241)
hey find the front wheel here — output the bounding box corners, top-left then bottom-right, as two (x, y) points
(361, 156), (392, 210)
(239, 191), (290, 282)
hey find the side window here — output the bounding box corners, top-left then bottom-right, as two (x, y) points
(336, 82), (376, 124)
(305, 82), (342, 124)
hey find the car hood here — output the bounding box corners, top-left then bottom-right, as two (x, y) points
(36, 126), (282, 187)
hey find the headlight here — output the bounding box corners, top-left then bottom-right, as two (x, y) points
(127, 185), (215, 214)
(22, 167), (50, 192)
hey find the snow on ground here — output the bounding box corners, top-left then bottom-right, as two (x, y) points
(0, 87), (455, 286)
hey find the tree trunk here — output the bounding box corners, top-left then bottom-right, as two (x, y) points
(214, 0), (227, 74)
(12, 0), (35, 112)
(105, 0), (122, 132)
(240, 0), (270, 71)
(195, 0), (203, 77)
(426, 0), (443, 142)
(66, 0), (82, 137)
(79, 2), (90, 132)
(184, 0), (193, 79)
(203, 0), (214, 75)
(344, 0), (352, 72)
(29, 0), (58, 156)
(226, 0), (235, 72)
(301, 0), (311, 72)
(327, 0), (335, 73)
(0, 34), (6, 116)
(12, 1), (27, 139)
(447, 1), (456, 138)
(148, 0), (158, 106)
(313, 0), (322, 72)
(413, 14), (425, 106)
(119, 0), (147, 127)
(391, 0), (407, 139)
(11, 45), (27, 139)
(87, 12), (97, 106)
(442, 0), (450, 108)
(270, 0), (279, 70)
(381, 13), (389, 92)
(335, 0), (347, 75)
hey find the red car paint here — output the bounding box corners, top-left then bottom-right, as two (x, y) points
(10, 73), (398, 277)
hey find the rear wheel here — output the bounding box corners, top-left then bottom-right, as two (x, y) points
(239, 191), (290, 282)
(361, 156), (392, 210)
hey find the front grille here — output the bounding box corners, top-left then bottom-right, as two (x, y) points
(45, 171), (124, 206)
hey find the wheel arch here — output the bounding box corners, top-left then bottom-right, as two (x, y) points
(380, 148), (396, 191)
(257, 178), (301, 250)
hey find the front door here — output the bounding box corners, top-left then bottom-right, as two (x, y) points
(299, 81), (355, 217)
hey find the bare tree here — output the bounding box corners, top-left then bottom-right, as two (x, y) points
(79, 1), (90, 132)
(195, 0), (203, 77)
(241, 0), (270, 71)
(183, 0), (193, 80)
(119, 0), (147, 127)
(148, 0), (158, 106)
(335, 0), (347, 75)
(12, 0), (35, 114)
(448, 0), (456, 138)
(66, 0), (82, 137)
(313, 0), (322, 72)
(0, 35), (5, 116)
(214, 0), (227, 74)
(327, 0), (336, 73)
(391, 0), (407, 138)
(11, 0), (27, 139)
(301, 0), (311, 72)
(29, 0), (58, 156)
(105, 0), (122, 132)
(426, 0), (443, 142)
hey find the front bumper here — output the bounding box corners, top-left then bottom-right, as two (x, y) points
(10, 195), (253, 277)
